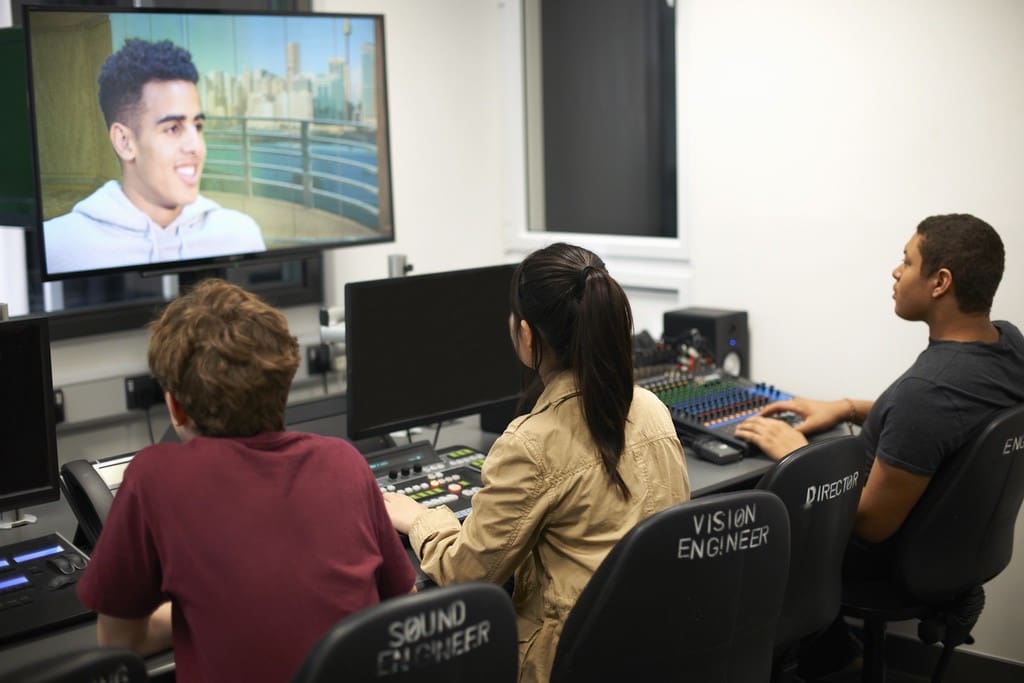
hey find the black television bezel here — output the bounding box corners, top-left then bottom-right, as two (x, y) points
(0, 315), (61, 512)
(22, 4), (396, 282)
(344, 264), (524, 441)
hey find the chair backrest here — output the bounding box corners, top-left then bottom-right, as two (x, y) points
(756, 435), (864, 651)
(3, 647), (148, 683)
(291, 582), (518, 683)
(893, 403), (1024, 602)
(550, 490), (790, 683)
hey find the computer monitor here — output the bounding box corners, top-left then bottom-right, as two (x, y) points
(23, 6), (395, 280)
(0, 316), (60, 528)
(344, 264), (523, 442)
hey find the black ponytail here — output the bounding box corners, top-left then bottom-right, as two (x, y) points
(510, 243), (635, 498)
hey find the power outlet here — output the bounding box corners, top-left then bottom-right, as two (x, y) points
(307, 343), (332, 376)
(125, 374), (164, 410)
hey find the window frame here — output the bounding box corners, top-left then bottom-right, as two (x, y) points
(500, 0), (689, 265)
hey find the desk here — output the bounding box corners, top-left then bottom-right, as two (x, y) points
(0, 494), (176, 680)
(0, 396), (780, 679)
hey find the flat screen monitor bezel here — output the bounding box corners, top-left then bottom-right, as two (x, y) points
(344, 264), (524, 441)
(23, 5), (395, 282)
(0, 315), (61, 512)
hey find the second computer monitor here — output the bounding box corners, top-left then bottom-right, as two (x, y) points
(0, 315), (60, 520)
(344, 263), (522, 441)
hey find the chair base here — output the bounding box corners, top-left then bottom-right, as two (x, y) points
(841, 584), (985, 683)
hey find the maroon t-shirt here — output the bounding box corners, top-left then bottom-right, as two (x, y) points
(77, 431), (415, 683)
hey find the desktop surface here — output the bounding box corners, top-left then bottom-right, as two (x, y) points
(0, 496), (175, 679)
(0, 394), (780, 679)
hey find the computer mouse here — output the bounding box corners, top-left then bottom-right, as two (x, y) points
(47, 555), (74, 575)
(692, 437), (744, 465)
(47, 574), (77, 590)
(771, 411), (804, 427)
(65, 553), (88, 571)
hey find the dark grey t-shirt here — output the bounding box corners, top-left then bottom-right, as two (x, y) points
(859, 320), (1024, 476)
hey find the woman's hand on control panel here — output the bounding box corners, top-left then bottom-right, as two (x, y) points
(383, 492), (427, 534)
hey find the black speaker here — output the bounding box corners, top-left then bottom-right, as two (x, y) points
(662, 307), (749, 378)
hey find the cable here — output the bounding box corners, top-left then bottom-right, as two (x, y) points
(321, 372), (328, 395)
(432, 422), (442, 449)
(143, 405), (156, 444)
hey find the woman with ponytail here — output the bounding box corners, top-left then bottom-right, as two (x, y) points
(385, 243), (690, 682)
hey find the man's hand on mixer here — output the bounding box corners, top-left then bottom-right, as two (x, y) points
(734, 416), (808, 461)
(758, 397), (848, 435)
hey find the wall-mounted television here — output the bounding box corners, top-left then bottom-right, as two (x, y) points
(23, 6), (394, 281)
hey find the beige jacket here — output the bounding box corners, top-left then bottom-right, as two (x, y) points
(409, 371), (690, 682)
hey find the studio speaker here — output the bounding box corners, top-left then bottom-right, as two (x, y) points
(662, 307), (750, 378)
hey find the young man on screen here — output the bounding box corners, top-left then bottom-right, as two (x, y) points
(76, 279), (415, 682)
(43, 39), (265, 274)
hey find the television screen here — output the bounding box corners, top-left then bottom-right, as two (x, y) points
(23, 6), (394, 280)
(345, 265), (524, 441)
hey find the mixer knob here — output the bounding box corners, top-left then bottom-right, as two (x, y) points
(413, 464), (423, 473)
(388, 470), (398, 480)
(401, 467), (410, 476)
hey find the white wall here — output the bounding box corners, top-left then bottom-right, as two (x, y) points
(680, 0), (1024, 397)
(677, 0), (1024, 663)
(0, 227), (28, 316)
(315, 0), (507, 304)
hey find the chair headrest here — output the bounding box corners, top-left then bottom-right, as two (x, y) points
(756, 435), (865, 649)
(292, 582), (518, 682)
(6, 647), (148, 683)
(551, 490), (791, 681)
(896, 403), (1024, 601)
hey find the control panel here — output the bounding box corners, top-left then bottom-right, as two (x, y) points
(369, 442), (485, 521)
(0, 533), (92, 645)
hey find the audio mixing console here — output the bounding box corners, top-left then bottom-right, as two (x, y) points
(638, 369), (799, 459)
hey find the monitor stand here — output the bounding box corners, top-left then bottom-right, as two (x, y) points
(0, 509), (38, 530)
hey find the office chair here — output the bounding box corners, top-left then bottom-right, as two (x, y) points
(755, 435), (864, 683)
(291, 582), (518, 683)
(840, 403), (1024, 683)
(550, 490), (791, 683)
(2, 647), (148, 683)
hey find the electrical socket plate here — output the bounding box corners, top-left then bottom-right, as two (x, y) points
(124, 374), (163, 410)
(307, 343), (332, 376)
